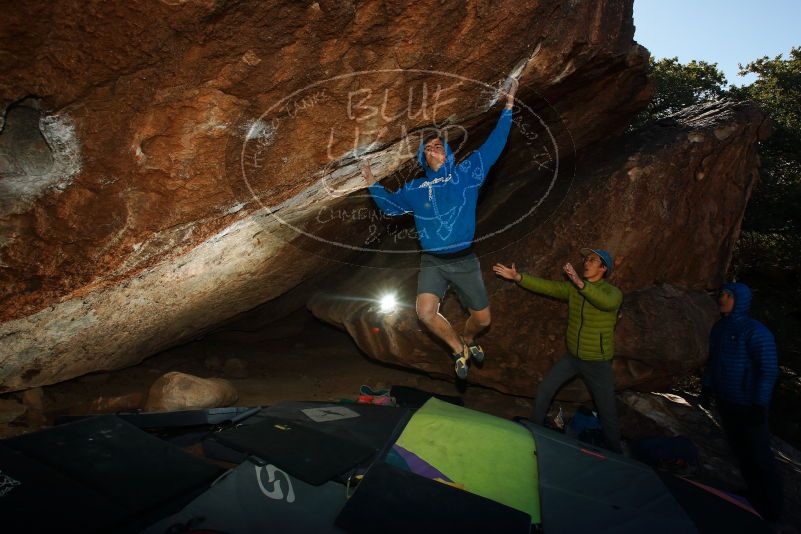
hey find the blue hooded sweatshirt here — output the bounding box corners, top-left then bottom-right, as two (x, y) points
(703, 282), (779, 407)
(368, 108), (513, 254)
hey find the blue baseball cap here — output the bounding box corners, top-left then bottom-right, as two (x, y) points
(580, 247), (614, 275)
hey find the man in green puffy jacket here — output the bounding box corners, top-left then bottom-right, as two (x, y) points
(493, 248), (623, 453)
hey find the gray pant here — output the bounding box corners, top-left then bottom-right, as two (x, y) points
(532, 352), (622, 453)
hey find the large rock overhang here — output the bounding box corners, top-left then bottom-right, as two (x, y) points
(0, 1), (654, 391)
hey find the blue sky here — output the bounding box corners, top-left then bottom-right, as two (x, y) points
(633, 0), (801, 86)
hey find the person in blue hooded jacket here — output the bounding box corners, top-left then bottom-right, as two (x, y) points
(361, 78), (518, 379)
(702, 282), (782, 522)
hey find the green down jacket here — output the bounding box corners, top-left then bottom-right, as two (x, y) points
(518, 274), (623, 361)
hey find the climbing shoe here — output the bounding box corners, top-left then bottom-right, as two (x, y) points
(466, 341), (485, 364)
(453, 343), (470, 380)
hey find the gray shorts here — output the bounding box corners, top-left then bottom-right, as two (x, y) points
(417, 252), (489, 311)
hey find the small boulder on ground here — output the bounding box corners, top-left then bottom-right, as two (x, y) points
(223, 357), (249, 379)
(144, 371), (238, 412)
(89, 392), (144, 413)
(0, 398), (27, 423)
(204, 355), (223, 373)
(21, 387), (45, 411)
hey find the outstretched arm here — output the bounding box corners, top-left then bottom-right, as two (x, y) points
(493, 262), (571, 302)
(363, 161), (412, 216)
(460, 77), (518, 181)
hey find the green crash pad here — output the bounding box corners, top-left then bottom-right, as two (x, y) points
(395, 398), (540, 523)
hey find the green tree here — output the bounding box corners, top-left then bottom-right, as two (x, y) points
(728, 49), (801, 448)
(634, 50), (801, 380)
(630, 51), (800, 283)
(729, 49), (801, 371)
(631, 57), (727, 128)
(730, 47), (801, 237)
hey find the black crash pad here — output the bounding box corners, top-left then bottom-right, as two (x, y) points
(0, 443), (127, 533)
(253, 402), (410, 450)
(2, 415), (223, 532)
(658, 474), (770, 533)
(334, 462), (531, 534)
(141, 459), (348, 534)
(205, 402), (410, 471)
(213, 415), (375, 485)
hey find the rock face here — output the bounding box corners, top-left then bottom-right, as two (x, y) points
(0, 1), (653, 391)
(144, 371), (238, 412)
(309, 100), (769, 396)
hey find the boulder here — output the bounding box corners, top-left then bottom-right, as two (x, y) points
(309, 100), (767, 397)
(88, 392), (145, 414)
(143, 371), (238, 412)
(1, 0), (652, 391)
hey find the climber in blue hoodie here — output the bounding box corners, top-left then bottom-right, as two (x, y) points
(702, 282), (782, 521)
(361, 78), (518, 379)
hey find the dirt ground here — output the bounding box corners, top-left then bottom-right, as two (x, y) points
(5, 309), (534, 432)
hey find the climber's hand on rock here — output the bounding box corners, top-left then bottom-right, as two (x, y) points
(361, 160), (377, 186)
(502, 77), (519, 108)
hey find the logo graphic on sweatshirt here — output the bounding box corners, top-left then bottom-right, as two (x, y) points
(237, 66), (574, 265)
(413, 173), (462, 241)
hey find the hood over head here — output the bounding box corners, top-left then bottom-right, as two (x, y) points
(722, 282), (752, 319)
(417, 134), (455, 176)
